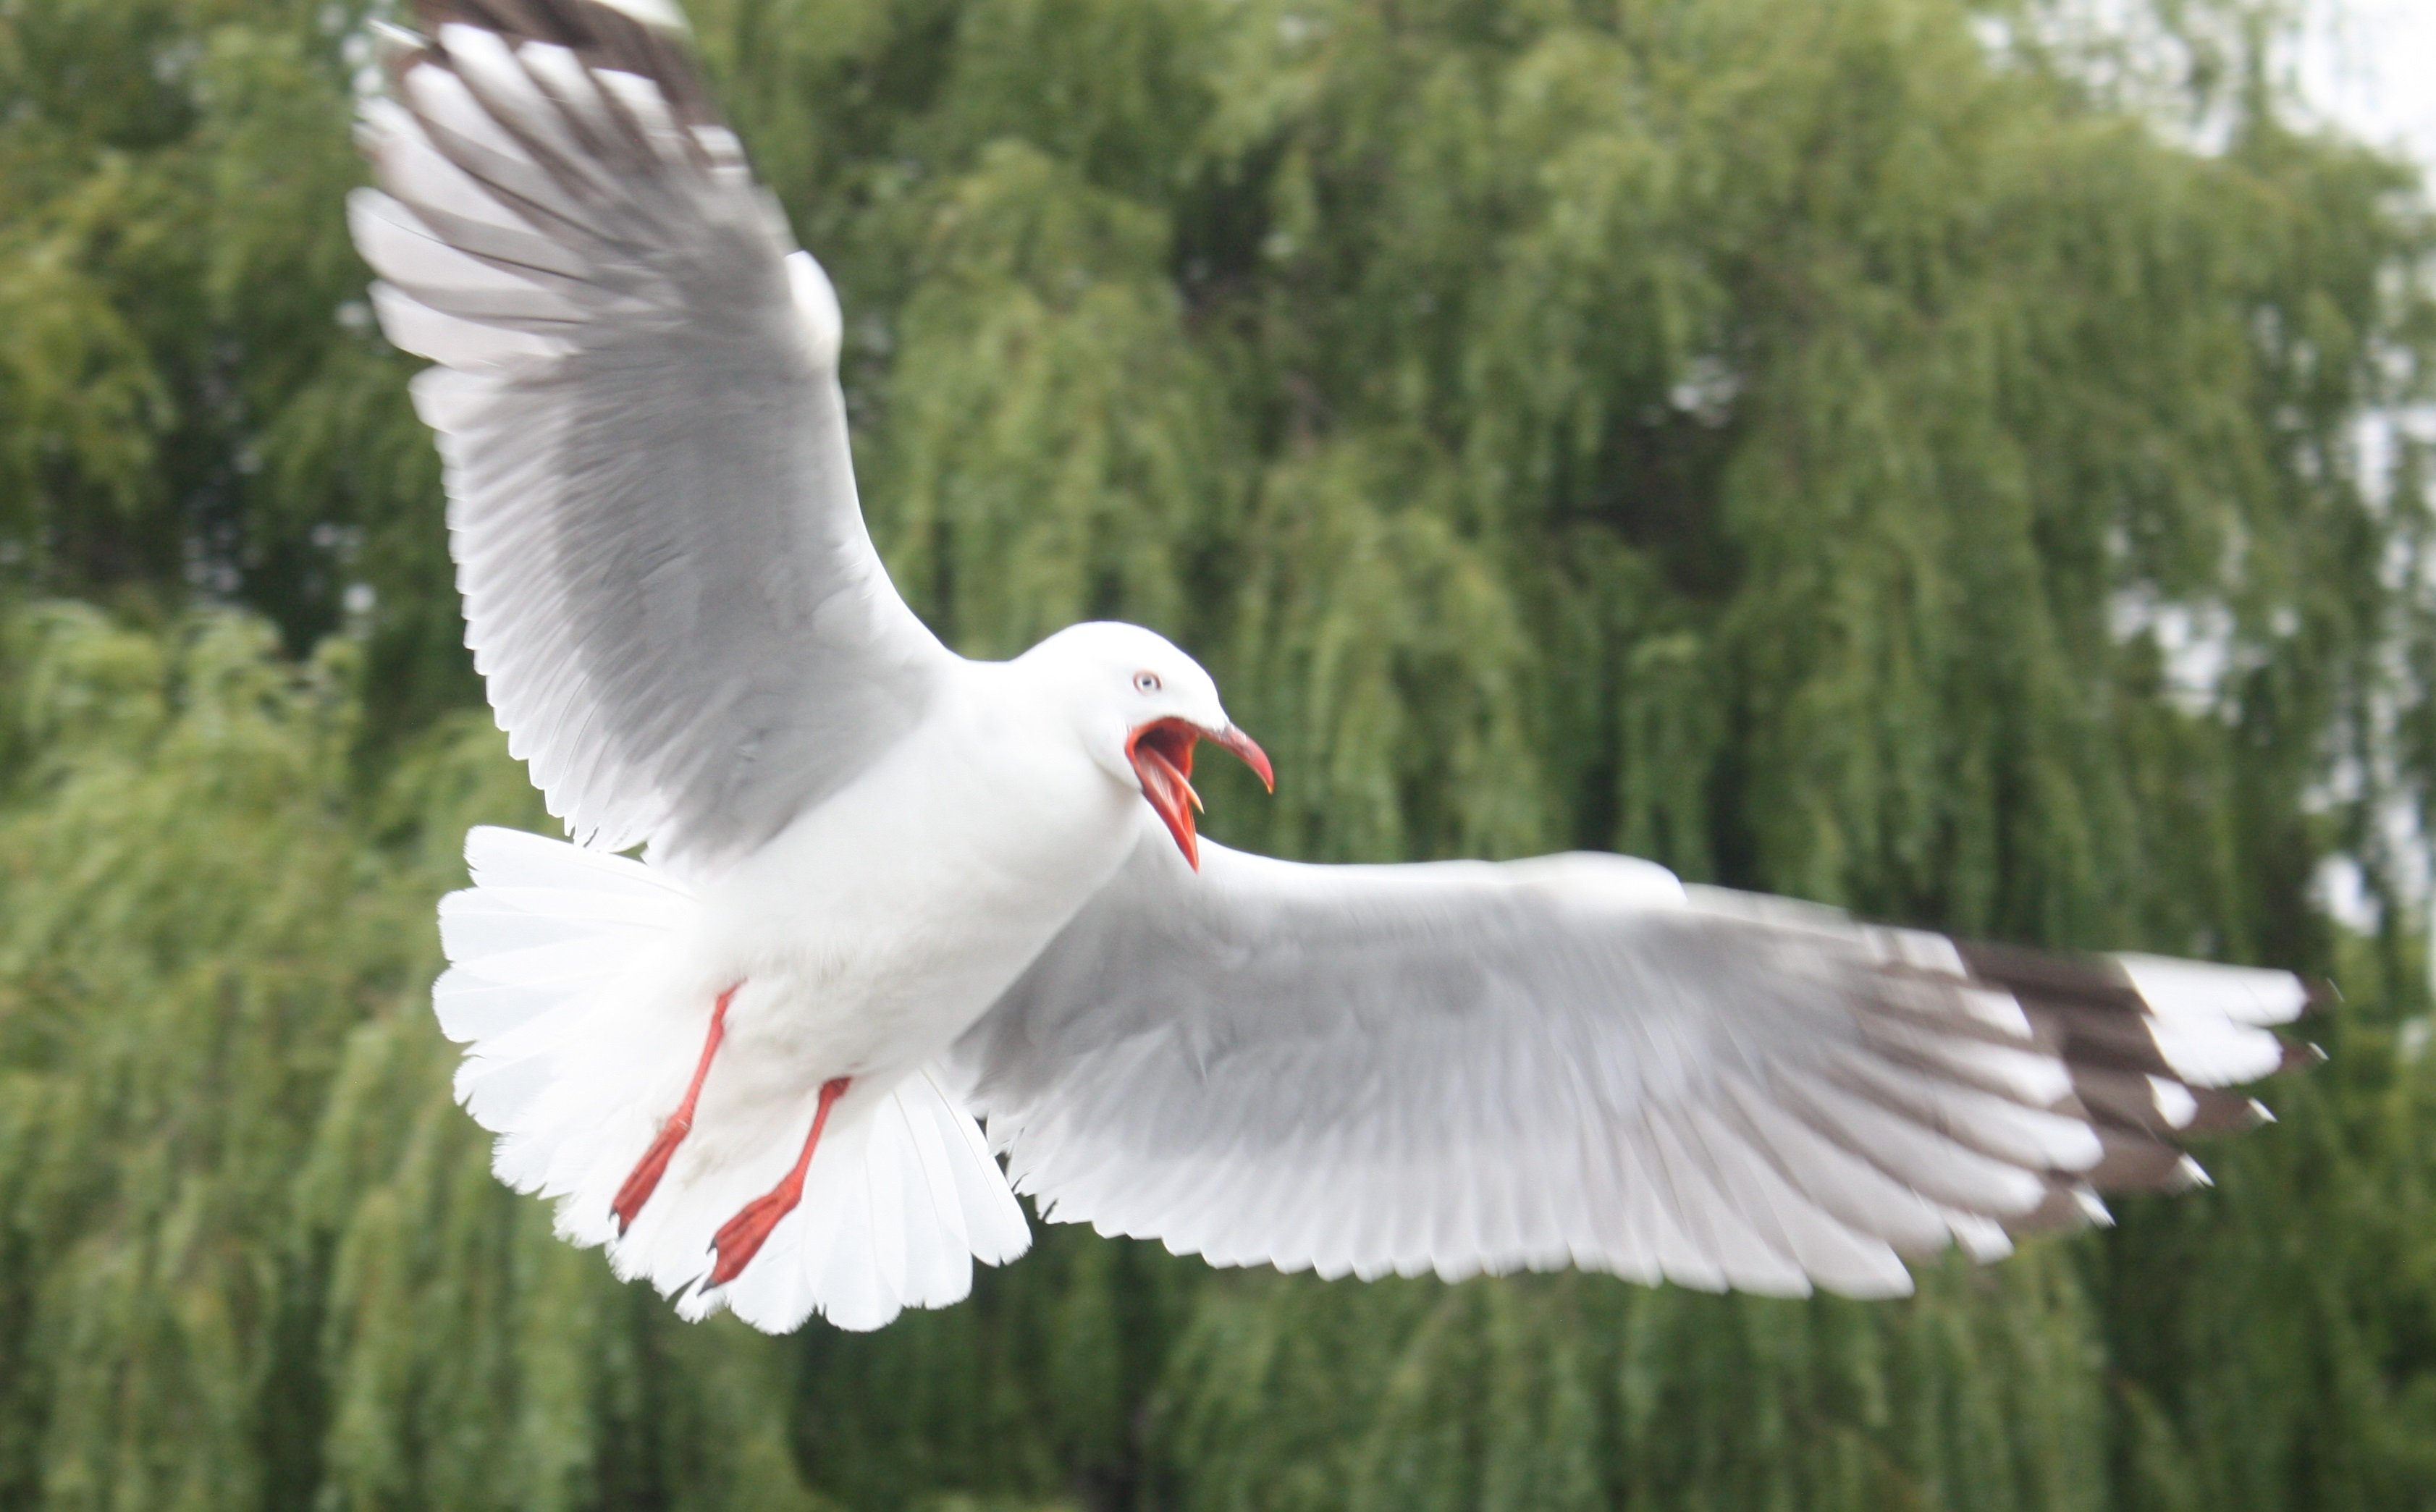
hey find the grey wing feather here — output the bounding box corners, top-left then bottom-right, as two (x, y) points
(353, 0), (950, 866)
(952, 833), (2312, 1296)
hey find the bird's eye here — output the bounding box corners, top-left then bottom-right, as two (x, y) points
(1133, 671), (1162, 694)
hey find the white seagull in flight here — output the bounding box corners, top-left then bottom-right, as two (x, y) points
(353, 0), (2322, 1332)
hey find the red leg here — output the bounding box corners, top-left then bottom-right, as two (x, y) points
(707, 1075), (852, 1287)
(612, 983), (740, 1235)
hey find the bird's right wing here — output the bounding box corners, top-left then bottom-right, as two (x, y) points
(952, 833), (2315, 1297)
(352, 0), (952, 867)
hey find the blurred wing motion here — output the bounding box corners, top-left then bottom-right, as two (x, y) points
(350, 0), (948, 867)
(955, 837), (2315, 1297)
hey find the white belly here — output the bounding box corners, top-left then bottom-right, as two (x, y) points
(676, 690), (1142, 1130)
(429, 627), (1234, 1332)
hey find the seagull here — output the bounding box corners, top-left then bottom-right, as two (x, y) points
(356, 0), (2322, 1333)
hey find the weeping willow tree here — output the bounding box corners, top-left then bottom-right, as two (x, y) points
(4, 0), (2436, 1507)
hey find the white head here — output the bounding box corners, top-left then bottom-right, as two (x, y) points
(1017, 621), (1273, 869)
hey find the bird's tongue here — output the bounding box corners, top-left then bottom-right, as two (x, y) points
(1127, 719), (1205, 868)
(1127, 717), (1274, 869)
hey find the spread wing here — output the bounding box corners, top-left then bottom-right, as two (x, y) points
(951, 833), (2314, 1296)
(351, 0), (951, 867)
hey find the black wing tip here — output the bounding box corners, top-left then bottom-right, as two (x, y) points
(406, 0), (719, 127)
(1956, 937), (2336, 1020)
(1889, 933), (2319, 1217)
(2282, 1039), (2330, 1073)
(415, 0), (688, 40)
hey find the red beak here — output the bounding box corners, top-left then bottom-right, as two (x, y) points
(1125, 718), (1273, 869)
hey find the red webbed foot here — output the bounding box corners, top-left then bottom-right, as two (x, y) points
(706, 1076), (851, 1287)
(612, 984), (739, 1235)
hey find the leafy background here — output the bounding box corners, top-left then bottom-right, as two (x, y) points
(4, 0), (2436, 1506)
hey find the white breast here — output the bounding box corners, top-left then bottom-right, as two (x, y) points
(690, 663), (1144, 1094)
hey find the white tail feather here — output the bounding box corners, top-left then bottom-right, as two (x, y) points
(436, 826), (1031, 1332)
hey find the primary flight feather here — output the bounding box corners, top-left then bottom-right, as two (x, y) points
(357, 0), (2319, 1333)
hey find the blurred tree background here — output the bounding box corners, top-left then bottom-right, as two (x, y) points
(4, 0), (2436, 1506)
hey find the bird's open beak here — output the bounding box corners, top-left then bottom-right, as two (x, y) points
(1125, 718), (1273, 869)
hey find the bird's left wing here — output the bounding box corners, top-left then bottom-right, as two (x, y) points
(951, 833), (2313, 1297)
(352, 0), (952, 867)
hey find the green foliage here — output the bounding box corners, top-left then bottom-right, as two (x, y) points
(0, 0), (464, 724)
(4, 0), (2436, 1507)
